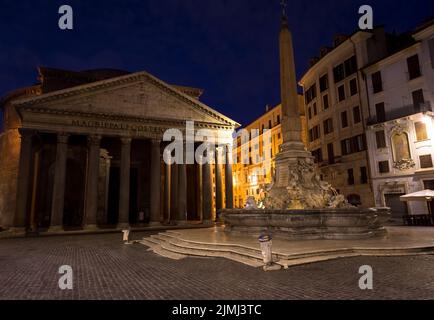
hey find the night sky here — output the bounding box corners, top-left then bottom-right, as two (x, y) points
(0, 0), (433, 125)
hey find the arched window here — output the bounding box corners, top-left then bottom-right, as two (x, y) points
(347, 194), (362, 207)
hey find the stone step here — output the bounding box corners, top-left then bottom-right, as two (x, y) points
(149, 234), (170, 244)
(152, 246), (187, 260)
(156, 239), (264, 268)
(139, 239), (160, 250)
(158, 231), (355, 262)
(148, 232), (352, 267)
(139, 239), (187, 260)
(166, 238), (266, 260)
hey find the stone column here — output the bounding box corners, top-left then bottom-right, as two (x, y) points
(170, 164), (178, 223)
(215, 147), (223, 214)
(164, 150), (171, 223)
(149, 139), (161, 225)
(224, 144), (234, 210)
(118, 138), (131, 228)
(197, 157), (203, 222)
(202, 151), (213, 222)
(177, 162), (187, 223)
(49, 133), (69, 231)
(84, 135), (101, 229)
(13, 129), (33, 230)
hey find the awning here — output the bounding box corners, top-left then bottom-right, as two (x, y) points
(400, 190), (434, 202)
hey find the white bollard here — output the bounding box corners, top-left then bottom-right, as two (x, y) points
(259, 234), (273, 265)
(258, 234), (281, 271)
(122, 229), (130, 244)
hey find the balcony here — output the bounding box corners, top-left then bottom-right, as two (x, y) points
(367, 102), (432, 126)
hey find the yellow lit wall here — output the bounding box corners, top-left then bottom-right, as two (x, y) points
(232, 95), (307, 207)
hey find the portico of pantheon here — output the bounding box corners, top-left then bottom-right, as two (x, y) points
(0, 67), (238, 233)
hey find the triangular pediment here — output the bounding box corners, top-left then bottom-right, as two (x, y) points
(13, 71), (239, 128)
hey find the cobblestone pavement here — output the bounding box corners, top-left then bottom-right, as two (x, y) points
(0, 231), (433, 300)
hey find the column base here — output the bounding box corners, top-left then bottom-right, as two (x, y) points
(148, 221), (162, 227)
(7, 227), (26, 235)
(84, 224), (99, 231)
(202, 220), (214, 226)
(176, 220), (189, 226)
(47, 226), (64, 233)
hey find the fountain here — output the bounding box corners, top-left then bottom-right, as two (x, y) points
(221, 6), (390, 240)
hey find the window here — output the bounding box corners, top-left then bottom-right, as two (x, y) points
(277, 115), (281, 124)
(323, 94), (329, 110)
(349, 78), (358, 96)
(309, 125), (321, 142)
(341, 134), (367, 155)
(313, 103), (318, 116)
(333, 63), (345, 83)
(327, 143), (335, 165)
(378, 161), (390, 174)
(376, 130), (386, 148)
(353, 106), (361, 124)
(347, 169), (355, 185)
(338, 85), (346, 102)
(312, 148), (323, 163)
(320, 74), (329, 92)
(341, 111), (348, 128)
(323, 118), (333, 135)
(308, 107), (312, 119)
(268, 120), (272, 129)
(372, 71), (383, 93)
(424, 180), (434, 190)
(412, 89), (425, 111)
(278, 133), (281, 139)
(375, 103), (386, 123)
(305, 84), (317, 104)
(360, 167), (368, 184)
(344, 56), (357, 76)
(415, 122), (428, 141)
(420, 155), (433, 169)
(347, 194), (362, 206)
(407, 54), (421, 80)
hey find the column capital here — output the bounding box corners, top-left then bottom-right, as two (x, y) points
(57, 132), (70, 144)
(87, 135), (101, 146)
(120, 137), (132, 145)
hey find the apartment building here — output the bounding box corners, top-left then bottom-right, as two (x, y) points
(364, 18), (434, 221)
(299, 28), (390, 208)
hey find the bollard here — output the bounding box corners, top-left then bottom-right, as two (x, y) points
(122, 229), (131, 244)
(258, 234), (281, 271)
(259, 234), (273, 265)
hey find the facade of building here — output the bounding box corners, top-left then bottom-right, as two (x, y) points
(232, 96), (307, 208)
(364, 19), (434, 220)
(0, 67), (238, 233)
(299, 28), (391, 208)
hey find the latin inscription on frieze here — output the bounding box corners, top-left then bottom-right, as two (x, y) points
(71, 119), (162, 133)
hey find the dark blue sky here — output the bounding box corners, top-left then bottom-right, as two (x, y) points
(0, 0), (433, 125)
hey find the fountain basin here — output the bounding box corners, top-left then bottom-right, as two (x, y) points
(221, 208), (391, 240)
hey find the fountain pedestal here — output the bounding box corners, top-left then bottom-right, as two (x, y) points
(221, 208), (390, 240)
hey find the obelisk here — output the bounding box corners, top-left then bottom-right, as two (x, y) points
(273, 2), (312, 190)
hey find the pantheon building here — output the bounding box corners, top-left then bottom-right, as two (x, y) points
(0, 67), (238, 234)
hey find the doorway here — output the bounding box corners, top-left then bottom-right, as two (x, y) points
(63, 159), (86, 229)
(384, 193), (408, 225)
(107, 167), (139, 225)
